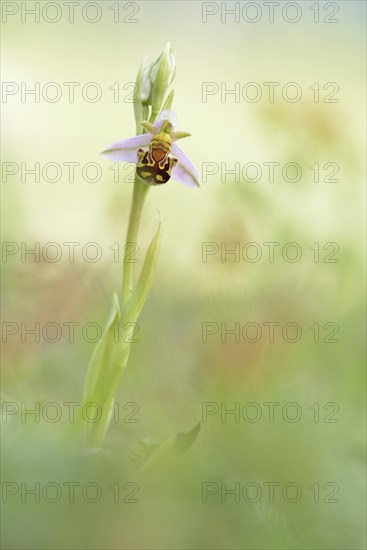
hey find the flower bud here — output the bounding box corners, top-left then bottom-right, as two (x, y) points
(140, 61), (154, 105)
(134, 58), (150, 130)
(141, 43), (176, 116)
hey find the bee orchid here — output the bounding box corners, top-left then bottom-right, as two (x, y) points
(101, 110), (200, 188)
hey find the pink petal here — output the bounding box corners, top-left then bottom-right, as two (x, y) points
(171, 143), (200, 188)
(100, 134), (151, 163)
(154, 110), (177, 131)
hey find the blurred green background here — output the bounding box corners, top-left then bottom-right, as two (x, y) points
(1, 1), (366, 549)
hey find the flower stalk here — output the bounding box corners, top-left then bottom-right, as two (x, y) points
(121, 177), (149, 310)
(121, 81), (168, 309)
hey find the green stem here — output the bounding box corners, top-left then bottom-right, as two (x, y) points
(120, 110), (159, 310)
(121, 178), (149, 309)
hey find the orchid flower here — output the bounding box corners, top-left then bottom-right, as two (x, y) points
(101, 110), (200, 188)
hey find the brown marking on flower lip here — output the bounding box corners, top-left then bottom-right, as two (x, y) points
(136, 163), (171, 185)
(152, 148), (166, 163)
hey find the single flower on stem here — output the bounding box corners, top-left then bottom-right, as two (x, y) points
(101, 110), (200, 188)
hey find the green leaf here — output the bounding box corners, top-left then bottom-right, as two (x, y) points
(124, 216), (163, 323)
(82, 293), (121, 404)
(173, 423), (201, 454)
(81, 218), (163, 447)
(138, 423), (201, 473)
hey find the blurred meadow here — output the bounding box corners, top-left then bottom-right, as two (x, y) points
(1, 1), (366, 549)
